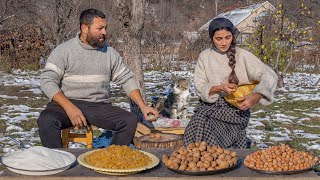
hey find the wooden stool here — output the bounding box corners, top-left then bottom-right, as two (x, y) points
(61, 126), (93, 149)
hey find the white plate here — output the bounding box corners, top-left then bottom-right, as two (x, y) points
(77, 149), (159, 175)
(1, 149), (76, 176)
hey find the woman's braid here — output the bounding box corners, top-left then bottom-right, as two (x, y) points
(226, 39), (239, 85)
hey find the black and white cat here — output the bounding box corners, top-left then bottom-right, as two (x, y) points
(153, 76), (190, 119)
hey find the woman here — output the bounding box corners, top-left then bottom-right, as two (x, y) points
(184, 18), (278, 149)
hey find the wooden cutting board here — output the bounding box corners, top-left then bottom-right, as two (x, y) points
(133, 133), (183, 149)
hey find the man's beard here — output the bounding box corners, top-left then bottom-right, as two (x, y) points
(86, 32), (106, 48)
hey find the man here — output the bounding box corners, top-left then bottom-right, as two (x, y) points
(38, 8), (158, 148)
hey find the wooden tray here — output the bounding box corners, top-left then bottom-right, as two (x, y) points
(245, 165), (314, 175)
(77, 149), (159, 175)
(165, 159), (242, 176)
(133, 133), (183, 149)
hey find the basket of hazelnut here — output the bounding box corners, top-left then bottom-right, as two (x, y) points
(244, 144), (319, 175)
(162, 141), (240, 175)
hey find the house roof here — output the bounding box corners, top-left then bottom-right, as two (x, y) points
(199, 1), (275, 31)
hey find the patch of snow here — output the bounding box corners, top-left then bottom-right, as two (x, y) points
(271, 114), (296, 123)
(68, 142), (86, 149)
(272, 127), (291, 135)
(246, 128), (265, 144)
(294, 129), (320, 138)
(269, 136), (290, 141)
(297, 119), (320, 128)
(288, 93), (320, 101)
(6, 125), (23, 132)
(275, 114), (297, 120)
(0, 115), (9, 120)
(0, 95), (18, 99)
(256, 143), (269, 149)
(21, 88), (43, 94)
(248, 120), (265, 128)
(301, 112), (320, 117)
(307, 144), (320, 151)
(6, 105), (30, 112)
(113, 102), (130, 111)
(293, 129), (304, 133)
(302, 134), (320, 139)
(250, 117), (271, 122)
(251, 110), (266, 114)
(5, 112), (39, 124)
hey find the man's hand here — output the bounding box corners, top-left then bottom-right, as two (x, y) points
(237, 93), (263, 111)
(65, 104), (87, 128)
(129, 89), (160, 121)
(140, 105), (159, 121)
(52, 91), (87, 128)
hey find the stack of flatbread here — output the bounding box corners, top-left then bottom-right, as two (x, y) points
(2, 146), (75, 171)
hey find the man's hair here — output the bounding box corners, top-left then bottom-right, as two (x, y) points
(79, 9), (106, 27)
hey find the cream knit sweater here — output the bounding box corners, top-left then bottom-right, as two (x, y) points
(194, 47), (278, 106)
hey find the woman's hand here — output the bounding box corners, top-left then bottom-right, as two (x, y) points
(237, 93), (263, 110)
(209, 83), (237, 96)
(221, 83), (237, 94)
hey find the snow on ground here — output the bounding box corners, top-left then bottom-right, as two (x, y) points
(247, 72), (320, 151)
(0, 70), (320, 153)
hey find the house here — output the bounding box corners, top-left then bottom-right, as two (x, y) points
(199, 1), (276, 44)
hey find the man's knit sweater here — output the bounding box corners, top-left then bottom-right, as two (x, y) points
(41, 32), (139, 103)
(194, 47), (278, 106)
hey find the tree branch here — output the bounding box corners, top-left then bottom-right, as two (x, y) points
(0, 15), (15, 24)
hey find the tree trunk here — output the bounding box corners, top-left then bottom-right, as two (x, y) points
(277, 74), (285, 88)
(116, 0), (145, 97)
(116, 0), (150, 126)
(215, 0), (219, 16)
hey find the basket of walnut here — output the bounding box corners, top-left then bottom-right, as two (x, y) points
(162, 141), (241, 175)
(244, 144), (319, 175)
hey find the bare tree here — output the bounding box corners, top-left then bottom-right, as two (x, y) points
(0, 15), (15, 27)
(0, 0), (34, 28)
(143, 5), (178, 71)
(34, 0), (84, 46)
(0, 0), (82, 45)
(116, 0), (145, 96)
(115, 0), (147, 123)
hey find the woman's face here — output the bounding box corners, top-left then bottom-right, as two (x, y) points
(212, 29), (233, 53)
